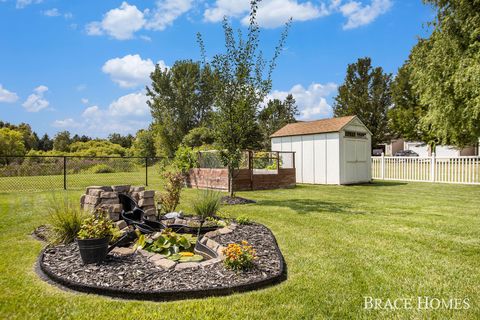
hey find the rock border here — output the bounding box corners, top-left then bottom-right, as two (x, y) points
(37, 224), (287, 301)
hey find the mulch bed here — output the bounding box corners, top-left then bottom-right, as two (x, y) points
(32, 225), (50, 242)
(221, 196), (256, 205)
(38, 224), (285, 301)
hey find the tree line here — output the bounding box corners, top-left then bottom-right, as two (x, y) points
(335, 0), (479, 150)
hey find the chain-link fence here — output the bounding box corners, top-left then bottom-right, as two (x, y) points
(0, 156), (170, 192)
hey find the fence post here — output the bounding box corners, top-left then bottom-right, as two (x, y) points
(145, 157), (148, 186)
(430, 153), (436, 182)
(63, 156), (67, 190)
(381, 152), (385, 180)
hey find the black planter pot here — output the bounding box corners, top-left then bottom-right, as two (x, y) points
(76, 237), (111, 264)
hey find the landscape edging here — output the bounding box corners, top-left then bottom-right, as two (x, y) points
(37, 224), (287, 301)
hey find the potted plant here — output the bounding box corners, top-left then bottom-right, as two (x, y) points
(76, 210), (116, 264)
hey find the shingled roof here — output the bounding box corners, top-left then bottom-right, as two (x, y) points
(270, 115), (357, 138)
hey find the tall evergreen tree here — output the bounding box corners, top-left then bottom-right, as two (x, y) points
(333, 57), (392, 149)
(259, 94), (299, 149)
(38, 134), (53, 151)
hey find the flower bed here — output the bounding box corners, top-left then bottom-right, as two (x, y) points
(38, 223), (286, 301)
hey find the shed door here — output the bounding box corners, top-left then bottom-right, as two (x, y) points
(344, 139), (367, 183)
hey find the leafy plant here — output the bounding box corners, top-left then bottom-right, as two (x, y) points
(223, 240), (256, 271)
(47, 197), (88, 244)
(134, 228), (199, 261)
(77, 210), (116, 240)
(236, 215), (252, 225)
(157, 170), (184, 213)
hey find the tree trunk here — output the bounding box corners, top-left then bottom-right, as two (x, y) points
(228, 165), (234, 197)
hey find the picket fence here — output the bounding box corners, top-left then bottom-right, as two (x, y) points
(371, 154), (480, 185)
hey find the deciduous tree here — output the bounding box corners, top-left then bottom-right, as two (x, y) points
(147, 60), (216, 157)
(198, 0), (290, 196)
(409, 0), (480, 147)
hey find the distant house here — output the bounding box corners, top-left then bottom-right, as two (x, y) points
(381, 138), (479, 157)
(271, 115), (372, 185)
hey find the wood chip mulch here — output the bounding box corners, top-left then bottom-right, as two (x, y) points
(221, 196), (256, 205)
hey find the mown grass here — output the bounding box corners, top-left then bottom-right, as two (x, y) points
(0, 181), (478, 319)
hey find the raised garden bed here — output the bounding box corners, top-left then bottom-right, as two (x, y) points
(37, 223), (286, 301)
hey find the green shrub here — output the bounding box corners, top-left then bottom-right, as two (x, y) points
(89, 164), (115, 174)
(236, 215), (252, 225)
(157, 170), (184, 213)
(77, 210), (116, 240)
(47, 198), (88, 244)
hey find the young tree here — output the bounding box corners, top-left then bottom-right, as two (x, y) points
(198, 0), (290, 196)
(333, 57), (392, 149)
(146, 60), (216, 157)
(259, 94), (299, 149)
(53, 131), (71, 152)
(409, 0), (480, 147)
(132, 129), (156, 158)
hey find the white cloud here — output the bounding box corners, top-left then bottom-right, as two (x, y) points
(205, 0), (391, 29)
(86, 1), (192, 40)
(146, 0), (193, 31)
(86, 2), (145, 40)
(0, 84), (19, 103)
(108, 92), (149, 116)
(102, 54), (167, 88)
(16, 0), (42, 9)
(243, 0), (328, 28)
(54, 92), (151, 136)
(22, 85), (49, 112)
(52, 118), (80, 128)
(81, 98), (89, 105)
(268, 82), (338, 119)
(204, 0), (250, 22)
(340, 0), (392, 29)
(43, 8), (60, 17)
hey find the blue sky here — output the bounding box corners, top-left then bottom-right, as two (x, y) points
(0, 0), (433, 138)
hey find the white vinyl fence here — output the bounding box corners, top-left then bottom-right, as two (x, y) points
(372, 154), (480, 185)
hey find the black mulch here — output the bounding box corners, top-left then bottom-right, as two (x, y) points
(32, 225), (50, 242)
(221, 196), (256, 205)
(40, 224), (283, 295)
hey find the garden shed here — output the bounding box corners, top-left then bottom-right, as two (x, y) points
(270, 115), (372, 184)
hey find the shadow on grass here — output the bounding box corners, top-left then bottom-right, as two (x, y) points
(352, 181), (408, 187)
(258, 198), (354, 215)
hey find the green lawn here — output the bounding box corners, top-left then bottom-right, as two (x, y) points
(0, 181), (479, 319)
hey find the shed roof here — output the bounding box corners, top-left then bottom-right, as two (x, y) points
(270, 115), (358, 138)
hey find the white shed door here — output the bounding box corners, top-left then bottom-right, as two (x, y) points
(344, 139), (368, 183)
